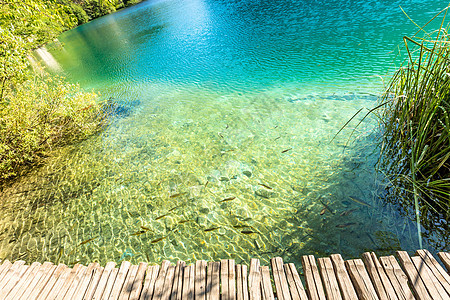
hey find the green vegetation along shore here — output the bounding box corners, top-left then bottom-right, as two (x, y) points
(378, 16), (450, 242)
(0, 0), (142, 182)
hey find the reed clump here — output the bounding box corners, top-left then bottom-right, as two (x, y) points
(378, 15), (450, 229)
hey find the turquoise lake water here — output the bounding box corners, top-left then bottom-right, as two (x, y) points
(0, 0), (447, 266)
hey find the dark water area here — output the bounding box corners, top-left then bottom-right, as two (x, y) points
(2, 0), (447, 266)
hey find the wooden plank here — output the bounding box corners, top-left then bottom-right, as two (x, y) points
(54, 264), (85, 299)
(379, 256), (414, 300)
(118, 264), (139, 300)
(71, 262), (100, 300)
(29, 264), (59, 300)
(345, 259), (379, 300)
(330, 254), (358, 300)
(416, 249), (450, 295)
(317, 258), (342, 300)
(45, 265), (73, 300)
(285, 263), (308, 300)
(438, 252), (450, 273)
(236, 265), (244, 300)
(6, 261), (41, 299)
(0, 260), (13, 283)
(108, 260), (131, 300)
(260, 266), (274, 300)
(152, 260), (170, 300)
(396, 251), (431, 300)
(82, 265), (104, 300)
(0, 260), (26, 292)
(271, 257), (292, 300)
(228, 260), (236, 300)
(18, 262), (54, 300)
(248, 259), (261, 300)
(129, 262), (149, 300)
(171, 261), (185, 300)
(300, 255), (325, 300)
(182, 264), (195, 300)
(62, 265), (87, 300)
(207, 261), (220, 300)
(410, 256), (446, 300)
(101, 268), (118, 300)
(92, 261), (116, 299)
(361, 252), (393, 300)
(160, 264), (175, 300)
(195, 260), (207, 300)
(140, 265), (160, 300)
(36, 264), (68, 300)
(221, 260), (230, 300)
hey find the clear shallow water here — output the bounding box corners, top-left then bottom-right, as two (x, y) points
(1, 0), (447, 266)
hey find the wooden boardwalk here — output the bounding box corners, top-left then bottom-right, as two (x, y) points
(0, 249), (448, 299)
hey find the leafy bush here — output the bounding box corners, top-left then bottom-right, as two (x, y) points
(0, 75), (105, 180)
(65, 3), (90, 25)
(0, 1), (106, 182)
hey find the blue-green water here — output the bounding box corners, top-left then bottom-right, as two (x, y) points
(1, 0), (447, 266)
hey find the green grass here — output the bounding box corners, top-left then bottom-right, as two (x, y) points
(377, 8), (450, 243)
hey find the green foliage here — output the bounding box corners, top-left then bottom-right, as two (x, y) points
(0, 0), (76, 49)
(81, 0), (117, 19)
(0, 74), (105, 180)
(0, 1), (106, 182)
(63, 3), (90, 25)
(378, 10), (450, 235)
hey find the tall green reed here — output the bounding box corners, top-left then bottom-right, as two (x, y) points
(378, 8), (449, 247)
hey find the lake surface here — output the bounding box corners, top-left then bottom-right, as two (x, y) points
(1, 0), (447, 266)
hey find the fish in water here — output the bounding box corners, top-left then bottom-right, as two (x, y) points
(281, 148), (292, 153)
(178, 220), (191, 224)
(141, 226), (151, 231)
(79, 237), (97, 245)
(233, 225), (251, 229)
(319, 199), (335, 214)
(168, 205), (182, 212)
(151, 236), (167, 243)
(220, 196), (236, 202)
(320, 207), (326, 215)
(336, 223), (356, 228)
(241, 230), (259, 234)
(204, 227), (220, 232)
(340, 209), (357, 216)
(131, 230), (146, 236)
(348, 196), (372, 207)
(258, 183), (273, 190)
(127, 210), (138, 217)
(169, 192), (186, 198)
(274, 136), (281, 141)
(156, 213), (170, 220)
(205, 181), (209, 187)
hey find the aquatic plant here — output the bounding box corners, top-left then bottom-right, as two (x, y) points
(378, 8), (450, 245)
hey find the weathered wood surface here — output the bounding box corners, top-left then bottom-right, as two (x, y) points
(0, 250), (448, 299)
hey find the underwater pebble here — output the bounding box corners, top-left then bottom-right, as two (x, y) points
(164, 216), (176, 228)
(196, 216), (208, 227)
(242, 170), (252, 177)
